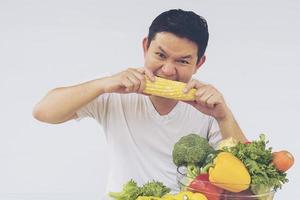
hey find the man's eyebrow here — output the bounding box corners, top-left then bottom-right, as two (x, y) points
(158, 46), (168, 55)
(158, 46), (192, 59)
(180, 55), (192, 59)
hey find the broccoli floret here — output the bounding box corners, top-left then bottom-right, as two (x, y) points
(140, 180), (171, 197)
(172, 133), (214, 168)
(108, 179), (141, 200)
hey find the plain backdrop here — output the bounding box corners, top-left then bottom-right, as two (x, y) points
(0, 0), (299, 199)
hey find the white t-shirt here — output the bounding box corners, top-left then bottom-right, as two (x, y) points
(76, 93), (222, 196)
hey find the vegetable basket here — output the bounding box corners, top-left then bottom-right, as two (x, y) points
(177, 166), (275, 200)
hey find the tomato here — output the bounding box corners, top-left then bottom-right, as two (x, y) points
(188, 174), (223, 200)
(272, 150), (294, 172)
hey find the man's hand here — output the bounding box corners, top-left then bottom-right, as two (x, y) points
(32, 67), (155, 124)
(182, 79), (247, 142)
(103, 67), (155, 94)
(183, 79), (230, 121)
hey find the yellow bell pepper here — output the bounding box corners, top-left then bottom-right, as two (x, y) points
(172, 191), (207, 200)
(208, 152), (251, 192)
(137, 192), (208, 200)
(161, 193), (176, 200)
(191, 193), (208, 200)
(173, 191), (194, 200)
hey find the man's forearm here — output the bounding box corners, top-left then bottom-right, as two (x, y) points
(217, 110), (248, 143)
(33, 78), (107, 124)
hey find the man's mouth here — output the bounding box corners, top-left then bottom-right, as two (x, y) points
(155, 75), (178, 81)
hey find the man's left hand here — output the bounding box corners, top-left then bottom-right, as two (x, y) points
(183, 79), (231, 121)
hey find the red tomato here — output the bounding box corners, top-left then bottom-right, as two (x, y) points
(188, 174), (223, 200)
(272, 150), (294, 172)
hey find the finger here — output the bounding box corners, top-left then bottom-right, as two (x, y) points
(206, 94), (223, 108)
(122, 77), (135, 92)
(183, 80), (198, 93)
(133, 69), (147, 92)
(205, 94), (218, 108)
(184, 100), (212, 116)
(196, 97), (208, 108)
(144, 67), (155, 81)
(136, 67), (145, 74)
(195, 85), (209, 99)
(185, 80), (207, 93)
(195, 88), (214, 106)
(128, 68), (145, 81)
(126, 73), (143, 92)
(127, 68), (147, 92)
(199, 91), (214, 105)
(138, 75), (146, 93)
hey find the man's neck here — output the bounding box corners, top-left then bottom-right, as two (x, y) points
(149, 95), (178, 116)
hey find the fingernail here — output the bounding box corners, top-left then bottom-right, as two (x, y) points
(182, 88), (187, 93)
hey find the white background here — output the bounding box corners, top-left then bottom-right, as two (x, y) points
(0, 0), (299, 199)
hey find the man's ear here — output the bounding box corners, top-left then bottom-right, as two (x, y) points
(142, 37), (149, 57)
(194, 55), (206, 74)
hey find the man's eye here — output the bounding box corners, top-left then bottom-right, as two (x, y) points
(178, 60), (189, 64)
(156, 52), (166, 59)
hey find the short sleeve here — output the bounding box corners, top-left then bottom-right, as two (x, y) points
(207, 117), (223, 149)
(75, 93), (110, 124)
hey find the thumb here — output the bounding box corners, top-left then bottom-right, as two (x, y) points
(182, 100), (212, 116)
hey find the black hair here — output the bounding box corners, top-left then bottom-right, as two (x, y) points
(147, 9), (209, 62)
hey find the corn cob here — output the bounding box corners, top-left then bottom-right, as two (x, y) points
(143, 76), (196, 101)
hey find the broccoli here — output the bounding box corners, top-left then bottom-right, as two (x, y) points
(108, 179), (141, 200)
(140, 180), (171, 197)
(172, 133), (214, 176)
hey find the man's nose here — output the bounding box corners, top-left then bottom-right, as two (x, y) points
(161, 62), (176, 76)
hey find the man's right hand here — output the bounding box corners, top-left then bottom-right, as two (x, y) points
(32, 67), (155, 124)
(103, 67), (155, 94)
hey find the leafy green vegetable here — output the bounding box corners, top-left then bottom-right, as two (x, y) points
(172, 133), (214, 166)
(109, 179), (170, 199)
(172, 133), (214, 179)
(140, 180), (170, 197)
(223, 134), (288, 195)
(108, 179), (141, 200)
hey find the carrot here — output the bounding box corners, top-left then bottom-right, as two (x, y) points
(272, 150), (294, 172)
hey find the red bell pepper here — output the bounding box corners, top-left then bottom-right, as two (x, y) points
(188, 173), (223, 200)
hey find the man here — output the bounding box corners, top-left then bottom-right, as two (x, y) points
(33, 9), (247, 195)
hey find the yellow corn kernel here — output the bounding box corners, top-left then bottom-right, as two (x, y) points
(143, 76), (196, 101)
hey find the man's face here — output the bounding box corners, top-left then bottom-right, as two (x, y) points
(143, 32), (205, 83)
